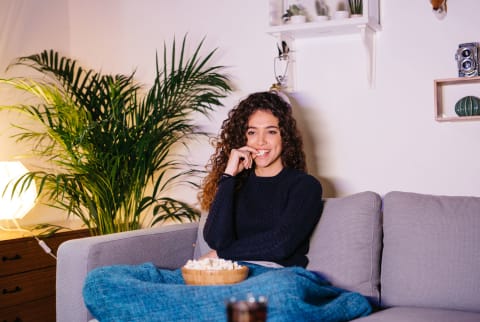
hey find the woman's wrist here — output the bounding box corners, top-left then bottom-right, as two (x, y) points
(219, 172), (234, 183)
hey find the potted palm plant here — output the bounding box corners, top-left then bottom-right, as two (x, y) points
(0, 36), (231, 235)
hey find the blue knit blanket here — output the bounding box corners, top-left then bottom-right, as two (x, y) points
(83, 263), (371, 322)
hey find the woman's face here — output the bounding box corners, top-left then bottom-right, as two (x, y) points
(246, 109), (283, 176)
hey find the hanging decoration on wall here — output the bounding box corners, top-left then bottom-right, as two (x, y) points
(430, 0), (447, 20)
(270, 40), (290, 92)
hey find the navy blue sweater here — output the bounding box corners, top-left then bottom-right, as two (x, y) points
(203, 167), (323, 267)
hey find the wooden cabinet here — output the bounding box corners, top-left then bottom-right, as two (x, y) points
(0, 229), (90, 322)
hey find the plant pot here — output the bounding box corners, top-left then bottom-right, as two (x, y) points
(334, 10), (349, 19)
(350, 14), (363, 18)
(290, 15), (306, 24)
(314, 15), (329, 22)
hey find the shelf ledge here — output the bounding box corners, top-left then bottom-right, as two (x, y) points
(266, 17), (381, 38)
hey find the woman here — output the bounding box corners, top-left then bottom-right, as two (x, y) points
(198, 91), (323, 267)
(83, 92), (372, 322)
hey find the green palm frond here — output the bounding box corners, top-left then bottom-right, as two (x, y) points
(0, 36), (231, 235)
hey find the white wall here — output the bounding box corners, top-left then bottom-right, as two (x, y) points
(294, 1), (480, 196)
(0, 0), (71, 225)
(1, 0), (480, 225)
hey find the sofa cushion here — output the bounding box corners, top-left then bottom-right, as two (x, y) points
(307, 191), (382, 304)
(352, 307), (480, 322)
(381, 191), (480, 312)
(193, 213), (212, 259)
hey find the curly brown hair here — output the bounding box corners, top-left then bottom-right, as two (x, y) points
(198, 91), (306, 211)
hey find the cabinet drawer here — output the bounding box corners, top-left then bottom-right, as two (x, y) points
(0, 229), (89, 276)
(0, 238), (56, 276)
(0, 267), (55, 308)
(2, 295), (55, 322)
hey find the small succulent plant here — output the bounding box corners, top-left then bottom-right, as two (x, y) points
(282, 4), (307, 19)
(315, 0), (329, 16)
(348, 0), (363, 15)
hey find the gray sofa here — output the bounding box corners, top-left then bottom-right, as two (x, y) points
(56, 191), (480, 322)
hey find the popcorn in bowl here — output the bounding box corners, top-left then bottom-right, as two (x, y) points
(184, 258), (244, 270)
(181, 258), (249, 285)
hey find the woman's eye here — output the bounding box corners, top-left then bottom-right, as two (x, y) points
(268, 130), (278, 135)
(247, 130), (255, 136)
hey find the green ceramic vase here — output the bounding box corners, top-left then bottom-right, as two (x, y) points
(455, 96), (480, 116)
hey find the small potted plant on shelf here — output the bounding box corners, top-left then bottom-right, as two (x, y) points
(348, 0), (363, 17)
(314, 0), (329, 21)
(282, 4), (307, 24)
(334, 2), (350, 19)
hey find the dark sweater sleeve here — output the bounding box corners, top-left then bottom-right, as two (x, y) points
(203, 176), (237, 250)
(214, 175), (323, 264)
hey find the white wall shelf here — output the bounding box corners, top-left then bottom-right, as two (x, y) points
(434, 76), (480, 122)
(266, 0), (381, 88)
(266, 15), (380, 39)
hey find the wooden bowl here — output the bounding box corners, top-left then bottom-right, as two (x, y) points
(181, 266), (249, 285)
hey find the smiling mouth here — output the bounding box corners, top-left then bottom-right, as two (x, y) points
(256, 150), (268, 156)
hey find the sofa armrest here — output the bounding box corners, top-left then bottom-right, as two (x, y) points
(56, 222), (198, 322)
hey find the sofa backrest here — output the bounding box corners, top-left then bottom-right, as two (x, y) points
(307, 191), (383, 305)
(380, 191), (480, 313)
(195, 190), (480, 313)
(193, 213), (213, 259)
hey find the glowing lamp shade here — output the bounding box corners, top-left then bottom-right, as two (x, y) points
(0, 161), (37, 220)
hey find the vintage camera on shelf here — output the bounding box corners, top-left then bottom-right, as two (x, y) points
(455, 42), (479, 77)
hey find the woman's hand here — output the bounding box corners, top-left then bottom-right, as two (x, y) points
(199, 250), (218, 260)
(224, 146), (258, 176)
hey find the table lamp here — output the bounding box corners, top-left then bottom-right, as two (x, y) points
(0, 161), (37, 221)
